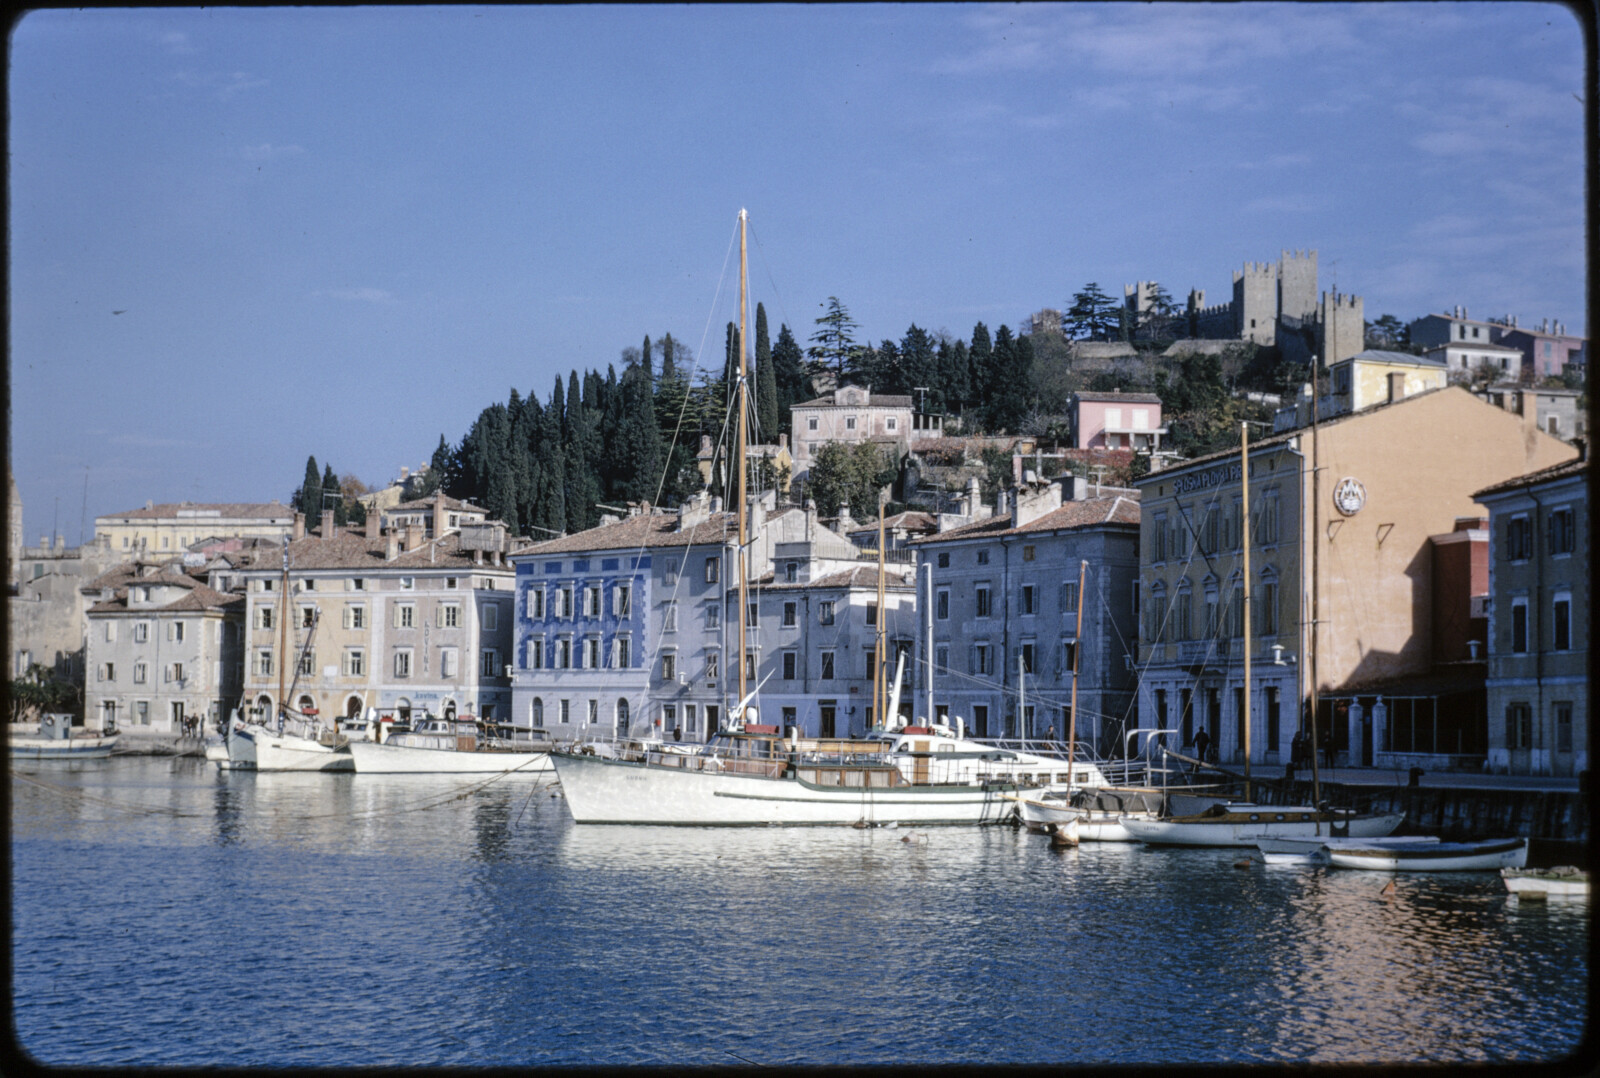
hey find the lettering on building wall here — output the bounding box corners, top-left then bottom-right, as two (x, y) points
(1172, 462), (1242, 495)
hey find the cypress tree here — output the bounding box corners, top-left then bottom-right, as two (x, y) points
(755, 303), (778, 442)
(296, 456), (321, 520)
(771, 323), (807, 432)
(968, 322), (993, 412)
(320, 464), (343, 526)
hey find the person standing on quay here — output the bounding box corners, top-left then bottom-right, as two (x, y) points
(1194, 727), (1212, 764)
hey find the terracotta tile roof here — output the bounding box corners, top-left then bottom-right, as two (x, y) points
(1473, 457), (1587, 499)
(97, 501), (295, 521)
(847, 511), (937, 536)
(511, 511), (738, 557)
(773, 565), (916, 591)
(794, 392), (915, 408)
(231, 531), (514, 573)
(86, 577), (240, 615)
(390, 493), (489, 514)
(912, 496), (1140, 544)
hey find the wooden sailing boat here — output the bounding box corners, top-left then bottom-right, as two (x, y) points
(548, 211), (1107, 825)
(224, 537), (353, 772)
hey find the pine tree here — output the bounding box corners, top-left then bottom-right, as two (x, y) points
(808, 296), (860, 383)
(755, 303), (778, 442)
(565, 370), (603, 532)
(900, 324), (935, 402)
(1066, 283), (1119, 341)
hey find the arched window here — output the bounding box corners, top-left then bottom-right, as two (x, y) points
(254, 693), (273, 720)
(443, 700), (456, 720)
(616, 698), (630, 737)
(396, 697), (412, 725)
(345, 696), (363, 719)
(297, 695), (316, 716)
(532, 697), (544, 727)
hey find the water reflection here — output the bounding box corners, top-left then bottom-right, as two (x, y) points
(9, 759), (1591, 1067)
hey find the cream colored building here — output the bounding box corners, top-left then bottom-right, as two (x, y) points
(82, 561), (245, 732)
(1273, 350), (1449, 432)
(1136, 386), (1576, 768)
(238, 514), (516, 725)
(791, 385), (940, 481)
(94, 501), (296, 557)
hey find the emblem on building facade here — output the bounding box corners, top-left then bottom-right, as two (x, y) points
(1333, 476), (1367, 516)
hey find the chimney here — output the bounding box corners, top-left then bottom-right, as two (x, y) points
(837, 502), (853, 533)
(964, 476), (982, 517)
(1387, 371), (1406, 403)
(778, 432), (789, 452)
(386, 531), (400, 561)
(995, 489), (1009, 517)
(367, 510), (381, 539)
(292, 512), (305, 541)
(432, 498), (447, 539)
(400, 466), (409, 480)
(406, 523), (424, 552)
(321, 509), (335, 538)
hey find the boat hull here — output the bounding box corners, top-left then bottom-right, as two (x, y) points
(1502, 867), (1589, 896)
(348, 739), (552, 774)
(553, 751), (1018, 826)
(1013, 797), (1149, 842)
(9, 734), (119, 760)
(1122, 807), (1404, 847)
(1326, 837), (1528, 872)
(245, 727), (353, 772)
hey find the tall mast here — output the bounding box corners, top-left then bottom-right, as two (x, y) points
(876, 501), (887, 728)
(1308, 362), (1322, 806)
(1067, 559), (1086, 782)
(1240, 422), (1253, 802)
(735, 209), (750, 716)
(277, 534), (289, 729)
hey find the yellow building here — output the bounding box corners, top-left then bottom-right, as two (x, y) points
(1136, 385), (1576, 768)
(95, 502), (296, 557)
(1274, 350), (1449, 432)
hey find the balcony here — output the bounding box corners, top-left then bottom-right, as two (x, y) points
(1176, 639), (1229, 668)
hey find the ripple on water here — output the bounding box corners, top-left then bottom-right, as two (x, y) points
(10, 758), (1590, 1066)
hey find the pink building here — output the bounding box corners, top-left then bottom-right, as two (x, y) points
(1069, 391), (1166, 451)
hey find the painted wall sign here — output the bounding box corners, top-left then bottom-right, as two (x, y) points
(1172, 461), (1243, 495)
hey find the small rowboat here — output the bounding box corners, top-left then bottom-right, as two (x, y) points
(1502, 866), (1589, 897)
(1324, 837), (1528, 872)
(1256, 835), (1440, 865)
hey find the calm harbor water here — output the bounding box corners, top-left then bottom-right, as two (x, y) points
(9, 756), (1590, 1068)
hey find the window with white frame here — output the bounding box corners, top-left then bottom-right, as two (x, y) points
(482, 649), (500, 677)
(584, 586), (601, 617)
(483, 604), (499, 632)
(783, 601), (797, 627)
(820, 651), (835, 680)
(557, 638), (572, 669)
(134, 622), (149, 643)
(782, 651), (797, 680)
(664, 602), (678, 632)
(705, 602), (720, 629)
(975, 585), (992, 618)
(587, 699), (598, 726)
(394, 650), (412, 678)
(256, 605), (274, 630)
(441, 603), (460, 628)
(613, 636), (630, 669)
(705, 558), (719, 584)
(1505, 514), (1533, 561)
(133, 662), (148, 684)
(936, 588), (949, 620)
(528, 638), (544, 670)
(819, 600), (835, 625)
(615, 584), (631, 617)
(662, 651), (677, 681)
(440, 648), (458, 678)
(396, 604), (415, 629)
(583, 637), (600, 669)
(528, 587), (545, 618)
(1548, 506), (1575, 556)
(559, 586), (573, 618)
(255, 650), (273, 677)
(344, 604), (367, 630)
(343, 649), (366, 677)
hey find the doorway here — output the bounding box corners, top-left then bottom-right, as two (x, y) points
(820, 702), (837, 739)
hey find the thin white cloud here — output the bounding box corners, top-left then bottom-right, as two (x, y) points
(111, 433), (201, 449)
(240, 144), (306, 162)
(170, 69), (268, 101)
(158, 31), (195, 56)
(319, 287), (398, 305)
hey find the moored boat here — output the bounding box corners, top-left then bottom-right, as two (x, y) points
(1120, 803), (1404, 847)
(1325, 837), (1528, 872)
(1256, 834), (1441, 865)
(348, 716), (552, 774)
(1502, 866), (1589, 897)
(9, 715), (119, 760)
(553, 720), (1091, 826)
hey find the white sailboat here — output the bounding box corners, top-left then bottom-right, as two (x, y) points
(222, 538), (352, 772)
(551, 210), (1110, 825)
(348, 715), (553, 774)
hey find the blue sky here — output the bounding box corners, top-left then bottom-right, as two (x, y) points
(8, 3), (1586, 545)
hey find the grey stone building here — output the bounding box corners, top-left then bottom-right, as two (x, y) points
(910, 476), (1141, 750)
(1475, 457), (1588, 777)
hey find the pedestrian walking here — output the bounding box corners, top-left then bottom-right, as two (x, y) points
(1194, 727), (1212, 763)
